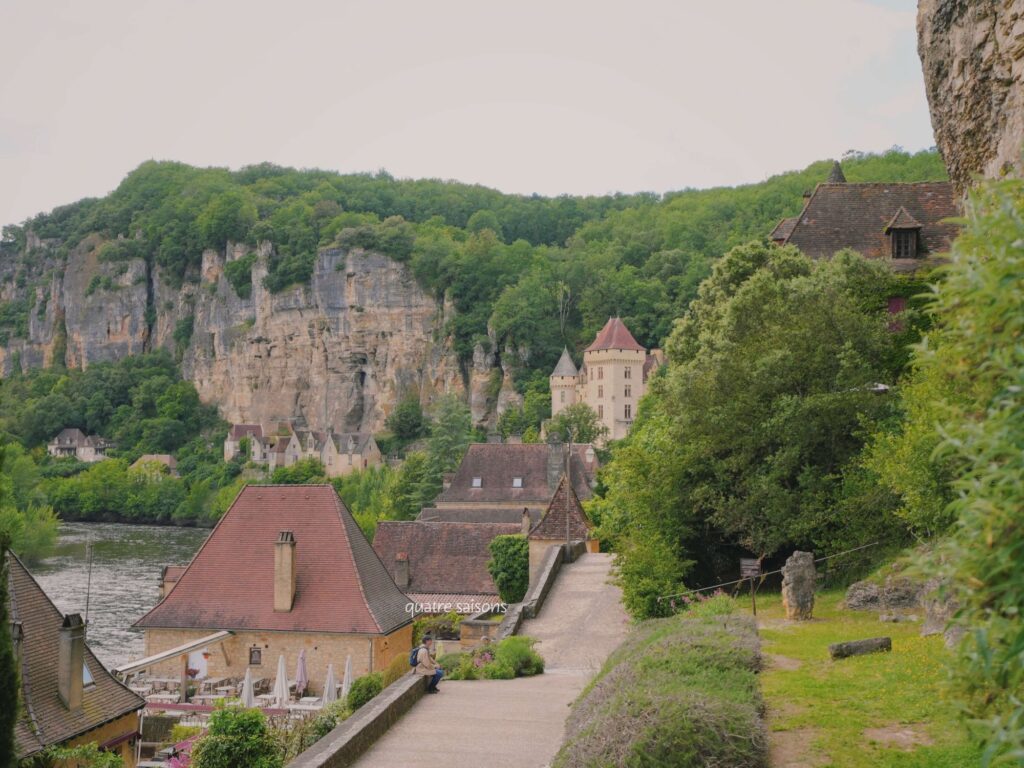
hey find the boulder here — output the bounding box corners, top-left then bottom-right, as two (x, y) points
(845, 576), (922, 612)
(781, 551), (816, 620)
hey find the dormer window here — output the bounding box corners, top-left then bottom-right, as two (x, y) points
(892, 230), (917, 259)
(471, 477), (482, 488)
(512, 477), (522, 488)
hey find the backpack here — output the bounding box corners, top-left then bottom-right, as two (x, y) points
(409, 645), (424, 667)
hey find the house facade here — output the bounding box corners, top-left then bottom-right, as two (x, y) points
(550, 317), (664, 442)
(223, 424), (382, 477)
(8, 552), (145, 767)
(134, 485), (413, 694)
(527, 474), (599, 583)
(47, 428), (114, 463)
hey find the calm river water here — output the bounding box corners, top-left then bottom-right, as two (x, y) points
(32, 522), (208, 670)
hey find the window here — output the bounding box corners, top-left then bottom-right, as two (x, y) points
(560, 391), (565, 403)
(598, 405), (604, 418)
(512, 477), (523, 488)
(471, 477), (482, 488)
(624, 366), (632, 380)
(624, 404), (632, 420)
(598, 367), (604, 380)
(624, 384), (632, 398)
(597, 385), (604, 398)
(892, 230), (917, 259)
(83, 662), (94, 687)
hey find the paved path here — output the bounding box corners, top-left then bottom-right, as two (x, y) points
(352, 553), (629, 768)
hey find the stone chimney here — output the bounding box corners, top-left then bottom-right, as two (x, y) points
(521, 508), (531, 536)
(442, 472), (454, 491)
(58, 613), (85, 710)
(274, 531), (297, 612)
(486, 432), (502, 444)
(394, 553), (409, 589)
(547, 437), (565, 491)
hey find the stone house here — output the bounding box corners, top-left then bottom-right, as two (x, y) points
(47, 428), (115, 463)
(223, 424), (265, 462)
(133, 485), (413, 695)
(8, 552), (145, 767)
(526, 474), (598, 583)
(550, 317), (664, 442)
(223, 424), (382, 478)
(372, 520), (522, 613)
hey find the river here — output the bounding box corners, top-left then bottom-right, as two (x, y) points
(31, 521), (209, 670)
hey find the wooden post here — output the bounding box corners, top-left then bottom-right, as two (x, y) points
(750, 578), (757, 616)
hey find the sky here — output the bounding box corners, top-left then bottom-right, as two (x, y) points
(0, 0), (935, 228)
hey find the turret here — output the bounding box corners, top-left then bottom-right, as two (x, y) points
(549, 348), (579, 417)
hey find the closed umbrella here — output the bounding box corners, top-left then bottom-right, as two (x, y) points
(240, 668), (255, 708)
(323, 664), (337, 704)
(341, 655), (353, 700)
(272, 654), (289, 708)
(295, 650), (309, 699)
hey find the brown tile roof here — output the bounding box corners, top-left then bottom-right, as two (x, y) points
(769, 216), (799, 242)
(528, 475), (594, 541)
(229, 424), (263, 441)
(585, 317), (646, 353)
(7, 553), (144, 760)
(884, 206), (923, 232)
(373, 521), (519, 595)
(434, 443), (598, 505)
(826, 160), (847, 183)
(330, 433), (376, 454)
(134, 485), (411, 635)
(783, 182), (959, 262)
(417, 507), (542, 526)
(50, 428), (88, 447)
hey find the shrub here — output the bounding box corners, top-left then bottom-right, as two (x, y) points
(488, 534), (529, 604)
(381, 651), (410, 687)
(684, 592), (736, 619)
(190, 707), (283, 768)
(481, 660), (515, 679)
(310, 700), (351, 740)
(494, 636), (544, 676)
(346, 672), (383, 711)
(224, 252), (257, 299)
(412, 610), (462, 644)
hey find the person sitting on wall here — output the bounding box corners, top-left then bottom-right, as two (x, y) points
(415, 634), (444, 694)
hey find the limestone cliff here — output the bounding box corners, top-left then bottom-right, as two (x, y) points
(918, 0), (1024, 193)
(0, 237), (515, 432)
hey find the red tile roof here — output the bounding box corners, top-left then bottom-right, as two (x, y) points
(528, 475), (594, 541)
(7, 553), (144, 760)
(135, 485), (411, 635)
(373, 521), (519, 596)
(229, 424), (263, 441)
(585, 317), (646, 353)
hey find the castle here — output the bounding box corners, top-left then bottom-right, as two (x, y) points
(550, 317), (663, 442)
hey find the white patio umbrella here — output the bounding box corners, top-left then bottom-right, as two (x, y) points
(295, 650), (309, 698)
(323, 664), (337, 704)
(240, 668), (255, 708)
(341, 655), (353, 700)
(271, 654), (290, 708)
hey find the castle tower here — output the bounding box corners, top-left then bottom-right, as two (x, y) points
(549, 347), (579, 417)
(580, 317), (648, 442)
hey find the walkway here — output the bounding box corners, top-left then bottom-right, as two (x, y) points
(352, 553), (629, 768)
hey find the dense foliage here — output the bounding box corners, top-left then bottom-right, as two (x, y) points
(0, 536), (16, 768)
(190, 708), (282, 768)
(595, 242), (920, 618)
(438, 636), (544, 681)
(487, 534), (530, 604)
(553, 611), (765, 768)
(345, 672), (383, 711)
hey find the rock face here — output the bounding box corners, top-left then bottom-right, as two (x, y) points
(0, 238), (514, 432)
(781, 551), (816, 621)
(918, 0), (1024, 194)
(844, 576), (923, 612)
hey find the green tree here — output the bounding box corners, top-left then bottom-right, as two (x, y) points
(487, 534), (529, 603)
(269, 458), (328, 484)
(190, 707), (283, 768)
(0, 535), (18, 768)
(547, 402), (607, 445)
(385, 397), (427, 443)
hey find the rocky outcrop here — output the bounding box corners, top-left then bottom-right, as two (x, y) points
(918, 0), (1024, 194)
(844, 576), (923, 612)
(0, 237), (512, 432)
(781, 551), (816, 620)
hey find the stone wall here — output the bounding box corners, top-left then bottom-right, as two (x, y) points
(141, 625), (413, 695)
(918, 0), (1024, 194)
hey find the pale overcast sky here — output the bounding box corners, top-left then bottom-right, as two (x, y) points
(0, 0), (933, 228)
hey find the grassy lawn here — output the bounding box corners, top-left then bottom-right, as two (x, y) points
(753, 589), (981, 767)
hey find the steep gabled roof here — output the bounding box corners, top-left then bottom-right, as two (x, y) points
(50, 428), (88, 446)
(373, 521), (519, 596)
(884, 206), (923, 232)
(551, 348), (578, 378)
(229, 424), (263, 441)
(134, 485), (410, 635)
(784, 182), (959, 262)
(7, 553), (144, 760)
(585, 317), (646, 353)
(330, 433), (376, 454)
(769, 216), (799, 243)
(827, 160), (847, 183)
(528, 475), (593, 541)
(434, 443), (598, 505)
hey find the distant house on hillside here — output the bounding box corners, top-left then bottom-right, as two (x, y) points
(130, 454), (178, 476)
(133, 485), (412, 694)
(373, 520), (523, 611)
(223, 423), (382, 477)
(7, 551), (145, 766)
(771, 161), (960, 275)
(47, 428), (114, 463)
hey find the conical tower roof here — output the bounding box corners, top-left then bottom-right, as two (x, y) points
(586, 317), (645, 353)
(827, 160), (847, 183)
(551, 347), (578, 377)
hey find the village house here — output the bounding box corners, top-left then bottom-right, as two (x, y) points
(771, 161), (960, 277)
(7, 552), (145, 767)
(526, 474), (599, 583)
(223, 424), (382, 478)
(550, 317), (665, 442)
(373, 520), (522, 612)
(47, 428), (115, 463)
(132, 485), (412, 696)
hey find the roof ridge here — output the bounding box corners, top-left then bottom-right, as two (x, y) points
(7, 553), (45, 751)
